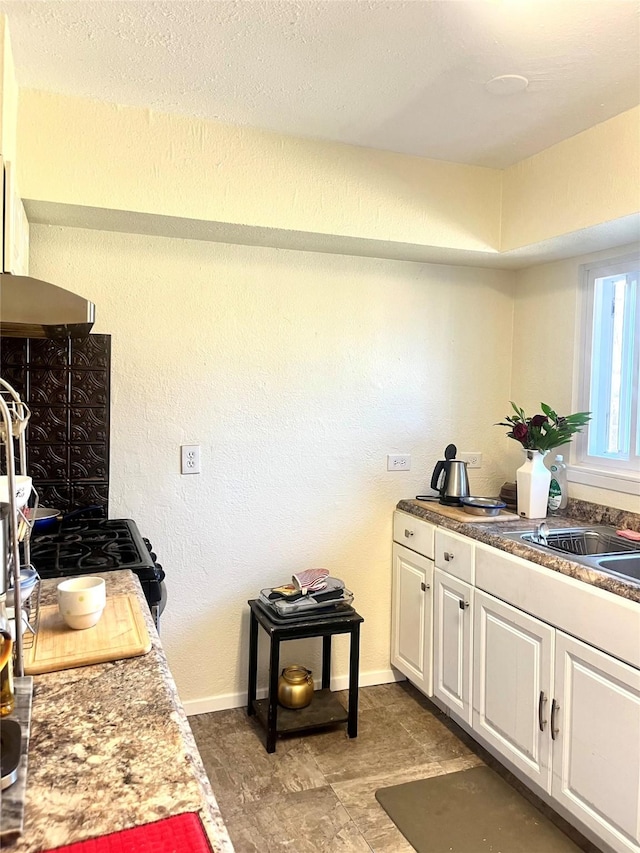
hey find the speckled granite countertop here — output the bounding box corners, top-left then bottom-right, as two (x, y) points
(396, 497), (640, 604)
(2, 571), (234, 853)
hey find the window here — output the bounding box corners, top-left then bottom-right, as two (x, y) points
(574, 253), (640, 493)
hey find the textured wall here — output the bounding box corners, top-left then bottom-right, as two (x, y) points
(501, 107), (640, 250)
(28, 224), (514, 709)
(18, 92), (639, 265)
(18, 89), (502, 253)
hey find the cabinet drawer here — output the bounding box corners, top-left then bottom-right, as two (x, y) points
(393, 511), (435, 559)
(435, 529), (475, 583)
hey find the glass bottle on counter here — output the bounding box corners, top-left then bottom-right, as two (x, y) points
(0, 592), (15, 716)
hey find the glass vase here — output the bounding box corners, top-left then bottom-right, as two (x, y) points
(516, 450), (551, 519)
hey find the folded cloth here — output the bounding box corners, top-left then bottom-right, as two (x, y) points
(617, 529), (640, 541)
(43, 813), (213, 853)
(292, 567), (329, 594)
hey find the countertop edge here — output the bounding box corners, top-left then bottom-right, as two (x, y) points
(396, 499), (640, 604)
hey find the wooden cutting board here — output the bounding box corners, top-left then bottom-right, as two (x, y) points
(414, 500), (520, 524)
(24, 594), (152, 675)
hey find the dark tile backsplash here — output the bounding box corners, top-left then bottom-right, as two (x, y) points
(0, 335), (111, 516)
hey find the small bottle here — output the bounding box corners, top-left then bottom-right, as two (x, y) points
(0, 593), (15, 716)
(548, 455), (568, 513)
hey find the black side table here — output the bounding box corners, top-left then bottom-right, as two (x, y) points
(247, 599), (364, 753)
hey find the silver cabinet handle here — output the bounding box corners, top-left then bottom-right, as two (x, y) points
(458, 599), (470, 610)
(404, 529), (414, 538)
(538, 691), (548, 731)
(551, 699), (560, 740)
(444, 551), (454, 561)
(420, 582), (430, 591)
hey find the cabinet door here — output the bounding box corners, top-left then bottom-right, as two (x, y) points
(552, 631), (640, 853)
(433, 568), (473, 723)
(391, 543), (433, 696)
(473, 590), (554, 790)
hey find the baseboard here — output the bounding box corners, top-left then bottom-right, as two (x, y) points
(182, 668), (404, 717)
(329, 667), (405, 692)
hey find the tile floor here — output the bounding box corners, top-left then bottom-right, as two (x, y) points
(189, 681), (599, 853)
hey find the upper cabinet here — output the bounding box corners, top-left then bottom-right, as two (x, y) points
(3, 158), (28, 274)
(0, 15), (18, 165)
(0, 17), (28, 275)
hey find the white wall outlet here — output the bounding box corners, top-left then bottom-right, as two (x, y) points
(387, 454), (411, 471)
(459, 452), (482, 468)
(181, 444), (201, 474)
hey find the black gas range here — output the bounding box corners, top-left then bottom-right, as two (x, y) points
(29, 518), (167, 630)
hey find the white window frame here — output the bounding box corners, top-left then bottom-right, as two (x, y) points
(570, 251), (640, 496)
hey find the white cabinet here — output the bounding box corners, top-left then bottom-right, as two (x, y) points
(433, 567), (473, 724)
(391, 543), (433, 696)
(392, 514), (640, 853)
(435, 527), (474, 583)
(473, 575), (640, 853)
(2, 160), (28, 274)
(391, 512), (435, 696)
(393, 511), (434, 559)
(552, 631), (640, 853)
(473, 589), (554, 790)
(475, 542), (640, 669)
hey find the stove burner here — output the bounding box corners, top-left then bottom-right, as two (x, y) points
(78, 552), (118, 569)
(61, 527), (120, 544)
(31, 543), (87, 564)
(31, 519), (156, 577)
(36, 533), (85, 545)
(30, 518), (166, 629)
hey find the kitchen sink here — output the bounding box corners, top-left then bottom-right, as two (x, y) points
(520, 527), (639, 556)
(595, 555), (640, 582)
(501, 525), (640, 585)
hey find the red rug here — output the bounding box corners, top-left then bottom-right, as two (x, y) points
(44, 812), (213, 853)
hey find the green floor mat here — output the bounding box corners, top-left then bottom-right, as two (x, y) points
(375, 765), (583, 853)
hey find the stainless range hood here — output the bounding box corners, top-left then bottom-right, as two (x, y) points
(0, 274), (95, 339)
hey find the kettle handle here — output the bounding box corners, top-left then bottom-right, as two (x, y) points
(430, 460), (445, 493)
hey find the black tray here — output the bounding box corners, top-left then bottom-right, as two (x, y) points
(255, 599), (355, 625)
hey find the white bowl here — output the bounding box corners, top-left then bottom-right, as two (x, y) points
(57, 576), (106, 617)
(6, 568), (39, 607)
(62, 609), (104, 630)
(0, 475), (33, 510)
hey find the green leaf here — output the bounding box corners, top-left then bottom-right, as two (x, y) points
(509, 401), (522, 419)
(498, 402), (590, 452)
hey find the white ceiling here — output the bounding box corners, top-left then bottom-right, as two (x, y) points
(1, 0), (639, 169)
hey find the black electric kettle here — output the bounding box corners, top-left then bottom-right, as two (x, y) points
(430, 444), (470, 505)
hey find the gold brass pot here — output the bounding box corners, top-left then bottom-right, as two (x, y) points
(277, 665), (314, 709)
